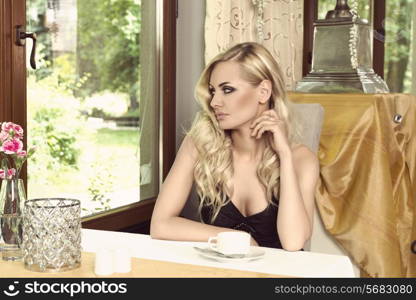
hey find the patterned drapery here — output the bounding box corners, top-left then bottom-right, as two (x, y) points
(205, 0), (304, 90)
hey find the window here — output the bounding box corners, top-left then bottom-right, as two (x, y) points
(26, 0), (142, 216)
(317, 0), (373, 22)
(0, 0), (176, 231)
(383, 0), (414, 93)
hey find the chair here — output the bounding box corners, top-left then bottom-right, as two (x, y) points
(291, 102), (324, 251)
(290, 102), (323, 154)
(293, 103), (359, 276)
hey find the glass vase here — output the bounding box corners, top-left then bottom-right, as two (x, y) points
(0, 179), (26, 215)
(0, 179), (26, 261)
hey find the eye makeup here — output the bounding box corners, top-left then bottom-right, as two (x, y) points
(208, 85), (236, 96)
(222, 86), (235, 94)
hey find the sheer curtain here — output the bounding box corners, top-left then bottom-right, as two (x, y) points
(204, 0), (303, 90)
(140, 0), (159, 200)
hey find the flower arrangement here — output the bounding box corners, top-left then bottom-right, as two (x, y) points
(0, 122), (34, 180)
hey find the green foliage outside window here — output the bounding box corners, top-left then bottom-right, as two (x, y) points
(77, 0), (141, 111)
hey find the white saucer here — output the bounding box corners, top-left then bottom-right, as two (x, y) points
(193, 246), (265, 262)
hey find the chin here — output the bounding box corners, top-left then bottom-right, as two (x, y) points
(217, 120), (231, 129)
(218, 124), (231, 130)
(218, 123), (240, 131)
(221, 118), (251, 129)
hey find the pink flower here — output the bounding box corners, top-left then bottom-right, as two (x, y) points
(1, 122), (14, 132)
(12, 124), (23, 139)
(0, 131), (9, 142)
(0, 168), (16, 179)
(0, 122), (23, 139)
(17, 150), (27, 158)
(7, 168), (16, 178)
(0, 138), (23, 154)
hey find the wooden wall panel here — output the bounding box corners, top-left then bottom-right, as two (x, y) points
(0, 0), (12, 122)
(0, 0), (26, 130)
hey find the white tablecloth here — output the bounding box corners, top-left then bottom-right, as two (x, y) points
(81, 229), (356, 278)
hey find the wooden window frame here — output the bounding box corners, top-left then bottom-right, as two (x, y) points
(0, 0), (176, 232)
(0, 0), (27, 182)
(302, 0), (386, 78)
(372, 0), (385, 78)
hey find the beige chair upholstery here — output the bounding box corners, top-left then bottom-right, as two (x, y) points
(292, 103), (359, 276)
(290, 103), (323, 153)
(290, 103), (324, 252)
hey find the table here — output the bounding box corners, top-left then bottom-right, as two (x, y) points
(289, 93), (416, 277)
(0, 252), (282, 278)
(1, 229), (356, 278)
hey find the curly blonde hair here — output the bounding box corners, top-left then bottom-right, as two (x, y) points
(187, 42), (302, 223)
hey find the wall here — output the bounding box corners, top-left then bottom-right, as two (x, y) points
(175, 0), (205, 150)
(175, 0), (205, 220)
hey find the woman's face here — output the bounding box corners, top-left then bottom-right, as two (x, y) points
(209, 61), (265, 130)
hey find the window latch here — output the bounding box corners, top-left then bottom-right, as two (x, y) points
(15, 25), (37, 70)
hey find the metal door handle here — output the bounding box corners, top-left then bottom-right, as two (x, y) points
(15, 25), (37, 70)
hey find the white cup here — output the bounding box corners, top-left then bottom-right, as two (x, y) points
(113, 248), (132, 273)
(208, 231), (251, 255)
(94, 249), (114, 276)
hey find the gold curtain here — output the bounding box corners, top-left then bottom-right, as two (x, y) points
(204, 0), (303, 90)
(289, 92), (416, 278)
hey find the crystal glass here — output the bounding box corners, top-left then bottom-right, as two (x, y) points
(0, 214), (23, 261)
(22, 198), (81, 272)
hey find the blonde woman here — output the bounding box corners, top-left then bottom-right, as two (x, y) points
(150, 42), (319, 251)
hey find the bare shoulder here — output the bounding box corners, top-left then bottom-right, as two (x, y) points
(178, 134), (199, 161)
(291, 144), (319, 175)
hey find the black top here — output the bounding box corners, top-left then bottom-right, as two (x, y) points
(201, 196), (283, 249)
